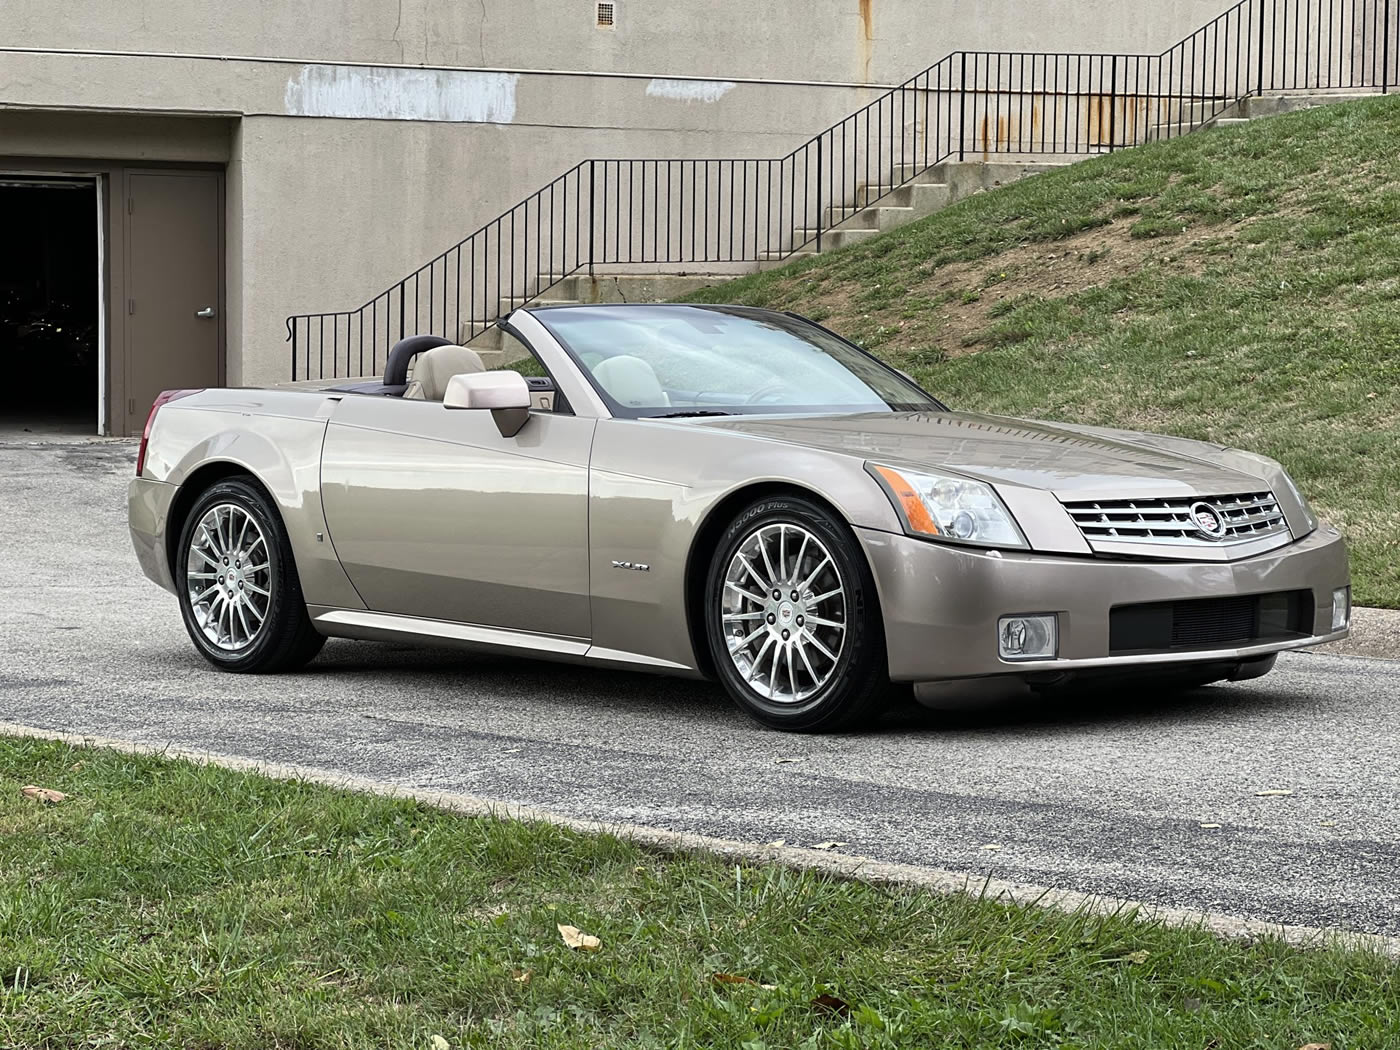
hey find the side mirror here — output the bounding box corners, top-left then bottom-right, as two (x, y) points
(443, 371), (531, 437)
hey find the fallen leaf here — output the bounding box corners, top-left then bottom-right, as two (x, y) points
(811, 993), (851, 1017)
(810, 841), (848, 851)
(1319, 821), (1337, 828)
(979, 843), (1003, 851)
(430, 1036), (450, 1050)
(1296, 1044), (1332, 1050)
(765, 839), (787, 848)
(1199, 823), (1222, 829)
(557, 924), (600, 951)
(1125, 950), (1150, 964)
(1255, 789), (1294, 797)
(512, 970), (532, 984)
(712, 973), (778, 991)
(774, 758), (800, 765)
(20, 785), (67, 804)
(69, 762), (84, 772)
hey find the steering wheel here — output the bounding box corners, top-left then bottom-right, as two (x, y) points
(744, 379), (788, 405)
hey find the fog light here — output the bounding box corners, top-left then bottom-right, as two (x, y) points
(998, 614), (1058, 661)
(1332, 587), (1351, 632)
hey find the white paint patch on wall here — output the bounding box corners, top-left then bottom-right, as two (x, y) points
(645, 78), (737, 103)
(285, 65), (519, 122)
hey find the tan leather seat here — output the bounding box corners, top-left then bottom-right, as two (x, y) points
(592, 355), (670, 408)
(403, 345), (486, 400)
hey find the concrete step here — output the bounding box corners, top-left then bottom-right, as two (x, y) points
(488, 297), (573, 315)
(926, 160), (1070, 200)
(1146, 113), (1244, 138)
(847, 180), (953, 213)
(822, 204), (915, 232)
(523, 271), (737, 300)
(1165, 98), (1247, 123)
(554, 272), (735, 303)
(1147, 121), (1211, 138)
(462, 325), (533, 366)
(765, 158), (1072, 265)
(757, 252), (818, 271)
(1243, 90), (1382, 118)
(888, 162), (964, 185)
(790, 226), (882, 251)
(524, 273), (575, 297)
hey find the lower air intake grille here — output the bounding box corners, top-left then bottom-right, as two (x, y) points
(1109, 591), (1313, 654)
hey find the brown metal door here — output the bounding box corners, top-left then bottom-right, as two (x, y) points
(124, 171), (222, 434)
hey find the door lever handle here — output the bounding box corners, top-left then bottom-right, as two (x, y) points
(195, 306), (216, 318)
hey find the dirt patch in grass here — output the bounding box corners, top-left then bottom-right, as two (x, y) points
(891, 222), (1209, 355)
(756, 219), (1236, 364)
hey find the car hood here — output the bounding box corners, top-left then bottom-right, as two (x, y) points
(700, 411), (1269, 497)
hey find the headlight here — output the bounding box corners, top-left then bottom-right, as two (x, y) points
(1277, 470), (1318, 535)
(868, 464), (1027, 548)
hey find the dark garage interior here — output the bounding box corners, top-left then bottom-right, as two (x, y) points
(0, 177), (99, 432)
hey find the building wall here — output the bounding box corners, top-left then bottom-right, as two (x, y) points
(0, 0), (1279, 387)
(3, 0), (1237, 81)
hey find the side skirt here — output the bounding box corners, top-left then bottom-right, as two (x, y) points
(307, 607), (701, 677)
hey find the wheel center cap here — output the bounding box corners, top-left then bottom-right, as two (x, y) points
(778, 603), (794, 625)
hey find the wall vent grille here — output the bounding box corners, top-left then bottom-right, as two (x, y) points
(596, 2), (615, 27)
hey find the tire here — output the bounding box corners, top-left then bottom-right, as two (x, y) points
(705, 495), (888, 732)
(174, 477), (326, 673)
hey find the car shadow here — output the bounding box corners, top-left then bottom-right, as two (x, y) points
(305, 639), (735, 720)
(875, 679), (1300, 735)
(294, 639), (1299, 738)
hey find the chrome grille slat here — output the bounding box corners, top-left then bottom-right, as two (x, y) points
(1061, 491), (1289, 548)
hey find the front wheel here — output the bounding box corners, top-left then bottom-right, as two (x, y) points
(175, 478), (325, 673)
(705, 496), (888, 732)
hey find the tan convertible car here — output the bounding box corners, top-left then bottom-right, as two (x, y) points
(129, 304), (1351, 731)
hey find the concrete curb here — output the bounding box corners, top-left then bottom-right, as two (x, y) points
(1310, 606), (1400, 662)
(2, 719), (1396, 960)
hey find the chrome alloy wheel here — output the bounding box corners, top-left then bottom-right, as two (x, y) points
(721, 522), (847, 703)
(185, 503), (272, 652)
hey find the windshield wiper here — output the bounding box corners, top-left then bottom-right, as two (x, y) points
(647, 410), (735, 419)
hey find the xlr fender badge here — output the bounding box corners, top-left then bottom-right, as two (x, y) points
(611, 560), (651, 572)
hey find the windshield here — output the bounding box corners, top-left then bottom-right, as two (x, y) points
(531, 305), (941, 418)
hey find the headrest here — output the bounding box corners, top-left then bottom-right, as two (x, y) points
(592, 355), (669, 408)
(408, 345), (486, 401)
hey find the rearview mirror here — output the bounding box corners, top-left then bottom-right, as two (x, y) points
(443, 371), (531, 437)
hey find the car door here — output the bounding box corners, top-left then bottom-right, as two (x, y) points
(319, 394), (596, 641)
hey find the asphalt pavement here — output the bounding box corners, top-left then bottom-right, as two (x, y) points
(3, 439), (1399, 935)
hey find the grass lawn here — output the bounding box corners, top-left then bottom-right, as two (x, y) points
(2, 736), (1397, 1048)
(685, 95), (1400, 609)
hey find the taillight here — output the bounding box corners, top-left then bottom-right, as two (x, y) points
(135, 389), (201, 477)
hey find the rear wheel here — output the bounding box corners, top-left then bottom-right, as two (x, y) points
(175, 478), (325, 673)
(705, 496), (888, 732)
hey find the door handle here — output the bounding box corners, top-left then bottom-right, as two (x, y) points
(195, 306), (216, 318)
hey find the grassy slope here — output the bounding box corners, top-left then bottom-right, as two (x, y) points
(2, 736), (1398, 1049)
(685, 95), (1400, 608)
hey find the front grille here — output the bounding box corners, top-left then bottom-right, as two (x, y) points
(1062, 491), (1288, 548)
(1109, 591), (1313, 654)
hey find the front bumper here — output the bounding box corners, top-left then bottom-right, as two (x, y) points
(858, 523), (1350, 681)
(129, 477), (179, 594)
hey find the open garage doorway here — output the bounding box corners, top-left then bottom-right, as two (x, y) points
(0, 176), (99, 435)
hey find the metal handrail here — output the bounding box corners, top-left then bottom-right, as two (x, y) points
(288, 0), (1395, 380)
